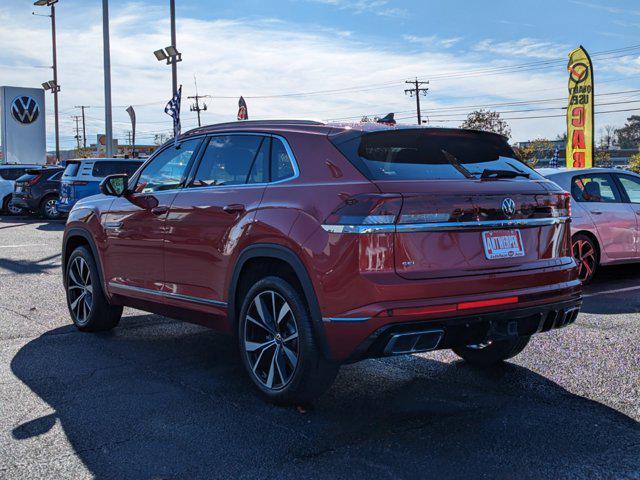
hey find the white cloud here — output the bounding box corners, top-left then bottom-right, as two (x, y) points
(403, 35), (463, 49)
(304, 0), (408, 18)
(473, 38), (569, 60)
(0, 2), (636, 148)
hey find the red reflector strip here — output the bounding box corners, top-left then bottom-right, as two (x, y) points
(458, 296), (519, 310)
(378, 296), (519, 318)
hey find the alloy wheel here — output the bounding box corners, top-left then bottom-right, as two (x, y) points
(572, 238), (596, 283)
(44, 199), (58, 219)
(7, 202), (22, 215)
(243, 290), (299, 390)
(67, 257), (93, 325)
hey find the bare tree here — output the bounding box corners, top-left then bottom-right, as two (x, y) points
(599, 125), (616, 148)
(460, 109), (511, 139)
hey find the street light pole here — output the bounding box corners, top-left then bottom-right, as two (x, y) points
(170, 0), (178, 97)
(50, 2), (60, 163)
(102, 0), (113, 157)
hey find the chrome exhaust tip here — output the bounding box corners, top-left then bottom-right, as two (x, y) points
(383, 329), (444, 356)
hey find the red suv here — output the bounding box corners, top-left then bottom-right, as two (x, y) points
(62, 120), (581, 404)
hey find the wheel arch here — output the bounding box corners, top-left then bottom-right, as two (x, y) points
(228, 243), (331, 359)
(572, 229), (601, 265)
(62, 228), (105, 290)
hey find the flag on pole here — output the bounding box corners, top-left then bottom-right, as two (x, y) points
(126, 106), (136, 156)
(550, 145), (559, 168)
(237, 96), (248, 120)
(165, 85), (182, 147)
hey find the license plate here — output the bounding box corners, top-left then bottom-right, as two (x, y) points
(482, 230), (525, 260)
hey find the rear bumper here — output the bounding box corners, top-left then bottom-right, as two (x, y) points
(56, 199), (75, 213)
(10, 194), (36, 209)
(348, 297), (581, 361)
(322, 279), (582, 361)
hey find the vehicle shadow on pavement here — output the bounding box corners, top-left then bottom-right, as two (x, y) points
(10, 317), (640, 479)
(0, 253), (60, 275)
(581, 264), (640, 314)
(0, 215), (65, 231)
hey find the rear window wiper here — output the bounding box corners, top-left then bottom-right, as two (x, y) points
(480, 169), (530, 179)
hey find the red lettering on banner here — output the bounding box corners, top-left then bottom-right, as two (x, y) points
(571, 107), (585, 127)
(572, 129), (585, 149)
(573, 151), (585, 168)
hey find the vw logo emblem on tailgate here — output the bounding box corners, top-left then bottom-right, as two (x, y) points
(501, 198), (516, 218)
(11, 96), (40, 125)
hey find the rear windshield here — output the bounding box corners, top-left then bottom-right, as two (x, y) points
(0, 168), (28, 181)
(63, 162), (80, 177)
(92, 161), (142, 177)
(331, 129), (541, 181)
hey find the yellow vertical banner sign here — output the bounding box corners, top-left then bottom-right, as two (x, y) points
(566, 46), (594, 169)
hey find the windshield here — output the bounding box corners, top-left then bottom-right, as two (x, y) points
(332, 129), (542, 181)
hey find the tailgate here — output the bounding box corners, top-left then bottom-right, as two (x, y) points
(375, 179), (571, 280)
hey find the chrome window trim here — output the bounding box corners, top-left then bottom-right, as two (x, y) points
(108, 281), (227, 308)
(322, 217), (569, 234)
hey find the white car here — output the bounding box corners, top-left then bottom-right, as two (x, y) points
(0, 164), (41, 215)
(540, 167), (640, 283)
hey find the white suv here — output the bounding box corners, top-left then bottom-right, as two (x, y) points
(0, 164), (40, 214)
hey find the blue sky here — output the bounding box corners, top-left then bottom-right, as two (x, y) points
(1, 0), (639, 149)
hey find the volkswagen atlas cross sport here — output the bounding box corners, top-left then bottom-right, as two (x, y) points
(62, 120), (582, 405)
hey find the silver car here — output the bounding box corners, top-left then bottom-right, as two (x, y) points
(540, 167), (640, 283)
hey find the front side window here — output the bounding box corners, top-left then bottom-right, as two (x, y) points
(134, 139), (200, 193)
(571, 174), (622, 203)
(617, 174), (640, 203)
(192, 135), (268, 187)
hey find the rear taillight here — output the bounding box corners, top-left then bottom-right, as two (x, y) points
(325, 194), (402, 227)
(24, 175), (42, 186)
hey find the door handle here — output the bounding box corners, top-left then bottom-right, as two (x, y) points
(590, 210), (603, 215)
(151, 206), (169, 216)
(223, 204), (246, 214)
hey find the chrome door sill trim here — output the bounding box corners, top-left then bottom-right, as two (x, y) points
(108, 282), (227, 308)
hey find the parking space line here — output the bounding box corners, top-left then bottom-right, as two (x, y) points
(583, 284), (640, 298)
(0, 244), (48, 249)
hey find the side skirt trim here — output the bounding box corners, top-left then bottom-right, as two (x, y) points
(108, 282), (227, 308)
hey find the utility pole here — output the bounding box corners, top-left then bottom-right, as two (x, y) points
(74, 105), (89, 148)
(404, 78), (429, 125)
(72, 115), (81, 150)
(188, 75), (210, 127)
(102, 0), (113, 157)
(170, 0), (178, 97)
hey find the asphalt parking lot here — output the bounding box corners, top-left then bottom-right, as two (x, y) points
(0, 217), (638, 480)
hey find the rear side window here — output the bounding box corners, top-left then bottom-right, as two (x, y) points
(572, 174), (622, 203)
(617, 175), (640, 203)
(270, 138), (295, 182)
(192, 135), (266, 187)
(0, 168), (27, 180)
(92, 161), (141, 177)
(63, 162), (80, 177)
(331, 129), (540, 181)
(49, 171), (62, 181)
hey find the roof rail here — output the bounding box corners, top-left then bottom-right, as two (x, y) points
(186, 119), (326, 133)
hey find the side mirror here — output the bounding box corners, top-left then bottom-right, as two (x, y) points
(100, 174), (129, 197)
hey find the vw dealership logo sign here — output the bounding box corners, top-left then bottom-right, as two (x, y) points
(11, 96), (40, 125)
(501, 198), (516, 218)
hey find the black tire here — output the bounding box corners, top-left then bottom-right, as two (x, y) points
(452, 336), (530, 367)
(65, 246), (122, 332)
(40, 195), (60, 220)
(2, 195), (22, 216)
(572, 233), (599, 284)
(237, 276), (338, 405)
